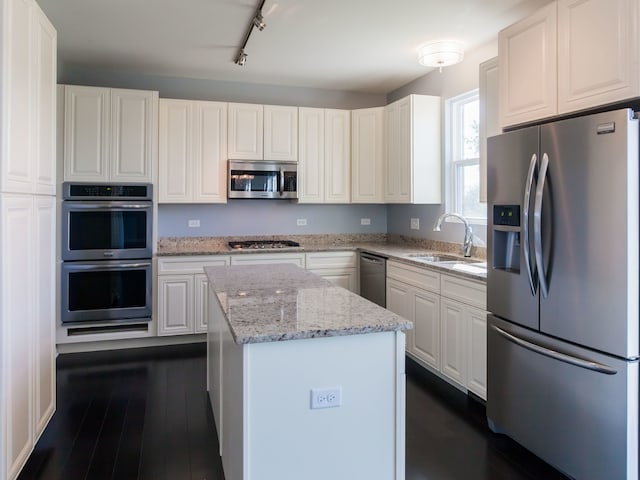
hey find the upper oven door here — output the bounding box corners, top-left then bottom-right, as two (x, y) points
(62, 200), (153, 261)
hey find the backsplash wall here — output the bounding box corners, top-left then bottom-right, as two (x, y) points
(158, 202), (388, 237)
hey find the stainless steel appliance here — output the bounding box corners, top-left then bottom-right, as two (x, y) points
(228, 160), (297, 199)
(61, 182), (153, 260)
(61, 182), (153, 325)
(359, 252), (386, 308)
(487, 108), (639, 480)
(228, 240), (301, 250)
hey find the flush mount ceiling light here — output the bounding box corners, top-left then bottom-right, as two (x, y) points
(234, 0), (267, 66)
(418, 40), (464, 72)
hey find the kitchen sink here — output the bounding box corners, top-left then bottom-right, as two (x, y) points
(409, 253), (472, 263)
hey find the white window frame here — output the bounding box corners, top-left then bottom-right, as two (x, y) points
(444, 89), (486, 225)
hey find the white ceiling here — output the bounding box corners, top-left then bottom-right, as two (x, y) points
(37, 0), (552, 94)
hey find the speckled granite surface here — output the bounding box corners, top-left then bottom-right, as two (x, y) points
(158, 233), (487, 281)
(205, 264), (412, 345)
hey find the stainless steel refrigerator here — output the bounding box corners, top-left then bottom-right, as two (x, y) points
(486, 108), (639, 480)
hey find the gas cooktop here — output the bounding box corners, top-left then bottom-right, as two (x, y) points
(228, 240), (301, 250)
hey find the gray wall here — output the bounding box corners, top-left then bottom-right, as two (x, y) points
(384, 40), (497, 245)
(158, 202), (387, 237)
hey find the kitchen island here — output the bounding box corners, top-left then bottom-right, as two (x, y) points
(206, 263), (411, 480)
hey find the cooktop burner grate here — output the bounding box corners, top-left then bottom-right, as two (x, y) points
(228, 240), (301, 250)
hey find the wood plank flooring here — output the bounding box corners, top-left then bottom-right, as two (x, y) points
(18, 344), (568, 480)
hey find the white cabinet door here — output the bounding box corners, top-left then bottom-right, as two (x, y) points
(63, 85), (110, 181)
(31, 5), (57, 195)
(499, 2), (557, 128)
(194, 273), (210, 334)
(324, 109), (350, 203)
(2, 0), (32, 194)
(467, 306), (487, 400)
(1, 194), (34, 480)
(264, 105), (297, 161)
(159, 100), (227, 203)
(387, 278), (413, 354)
(440, 297), (466, 386)
(110, 88), (156, 182)
(351, 107), (384, 203)
(158, 275), (194, 336)
(298, 107), (325, 203)
(384, 95), (440, 204)
(412, 288), (440, 370)
(310, 269), (356, 292)
(33, 196), (55, 437)
(557, 0), (638, 114)
(479, 57), (499, 203)
(159, 99), (192, 202)
(228, 103), (263, 160)
(193, 101), (227, 203)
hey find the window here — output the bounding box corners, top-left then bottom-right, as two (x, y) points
(445, 90), (485, 222)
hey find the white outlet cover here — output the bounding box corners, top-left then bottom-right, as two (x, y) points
(410, 218), (420, 230)
(297, 218), (307, 226)
(361, 218), (371, 225)
(188, 219), (200, 228)
(310, 387), (342, 409)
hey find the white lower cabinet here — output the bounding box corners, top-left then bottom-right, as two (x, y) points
(157, 256), (230, 336)
(305, 251), (357, 292)
(387, 261), (487, 400)
(230, 252), (305, 267)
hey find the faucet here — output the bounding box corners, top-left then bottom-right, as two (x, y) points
(434, 213), (473, 257)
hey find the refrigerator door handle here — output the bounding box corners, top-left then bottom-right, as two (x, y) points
(491, 324), (618, 375)
(523, 153), (538, 295)
(534, 152), (550, 298)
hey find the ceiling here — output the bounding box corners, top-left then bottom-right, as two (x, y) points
(37, 0), (552, 94)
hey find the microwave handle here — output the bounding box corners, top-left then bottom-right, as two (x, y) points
(279, 168), (285, 196)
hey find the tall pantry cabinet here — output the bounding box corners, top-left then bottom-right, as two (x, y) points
(0, 0), (57, 479)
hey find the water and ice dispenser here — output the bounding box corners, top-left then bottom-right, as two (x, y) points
(492, 205), (521, 272)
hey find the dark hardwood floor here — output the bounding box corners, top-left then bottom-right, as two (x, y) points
(19, 344), (569, 480)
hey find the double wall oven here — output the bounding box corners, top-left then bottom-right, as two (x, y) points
(61, 183), (153, 326)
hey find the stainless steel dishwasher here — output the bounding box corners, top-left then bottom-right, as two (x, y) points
(359, 252), (386, 308)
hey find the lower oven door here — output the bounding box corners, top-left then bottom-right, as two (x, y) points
(61, 260), (152, 324)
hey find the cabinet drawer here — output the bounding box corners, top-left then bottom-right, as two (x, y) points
(306, 251), (356, 269)
(387, 261), (439, 293)
(441, 274), (486, 309)
(158, 255), (230, 274)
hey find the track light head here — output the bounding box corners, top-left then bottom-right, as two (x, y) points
(235, 50), (247, 66)
(253, 12), (266, 31)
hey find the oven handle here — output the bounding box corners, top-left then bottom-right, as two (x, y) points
(66, 262), (151, 270)
(64, 203), (152, 210)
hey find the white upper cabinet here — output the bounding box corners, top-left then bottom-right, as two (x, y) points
(63, 85), (158, 182)
(264, 105), (297, 161)
(159, 99), (227, 203)
(2, 0), (56, 195)
(228, 103), (263, 160)
(557, 0), (638, 114)
(479, 57), (499, 203)
(324, 109), (350, 203)
(228, 103), (297, 161)
(297, 107), (350, 204)
(500, 0), (640, 128)
(498, 2), (557, 128)
(298, 107), (325, 203)
(384, 94), (441, 204)
(351, 107), (384, 203)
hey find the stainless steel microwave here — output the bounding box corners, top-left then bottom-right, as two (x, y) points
(228, 160), (297, 199)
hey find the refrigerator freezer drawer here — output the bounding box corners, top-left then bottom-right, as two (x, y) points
(487, 315), (638, 480)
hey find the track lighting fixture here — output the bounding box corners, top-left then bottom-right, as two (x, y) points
(233, 0), (267, 67)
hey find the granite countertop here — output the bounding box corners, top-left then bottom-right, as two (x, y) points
(205, 263), (412, 345)
(158, 235), (487, 281)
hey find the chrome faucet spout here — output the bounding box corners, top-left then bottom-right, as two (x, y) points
(433, 213), (473, 257)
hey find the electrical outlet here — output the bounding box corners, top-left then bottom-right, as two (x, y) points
(297, 218), (307, 226)
(310, 387), (342, 409)
(188, 219), (200, 228)
(360, 218), (371, 225)
(410, 218), (420, 230)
